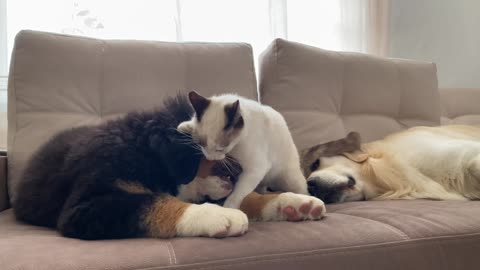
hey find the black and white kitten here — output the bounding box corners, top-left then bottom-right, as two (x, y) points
(178, 91), (309, 209)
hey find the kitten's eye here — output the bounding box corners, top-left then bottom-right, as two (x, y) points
(215, 147), (225, 152)
(310, 159), (320, 171)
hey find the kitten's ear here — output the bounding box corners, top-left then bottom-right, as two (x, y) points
(177, 120), (194, 134)
(229, 100), (240, 115)
(188, 91), (210, 121)
(224, 100), (244, 129)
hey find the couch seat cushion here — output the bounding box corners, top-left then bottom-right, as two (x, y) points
(2, 200), (480, 270)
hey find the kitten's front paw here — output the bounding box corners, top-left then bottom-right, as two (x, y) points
(264, 193), (326, 221)
(176, 203), (248, 238)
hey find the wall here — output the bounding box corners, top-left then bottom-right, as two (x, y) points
(388, 0), (480, 88)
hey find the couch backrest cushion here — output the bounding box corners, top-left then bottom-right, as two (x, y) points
(259, 39), (440, 150)
(440, 88), (480, 125)
(7, 30), (257, 202)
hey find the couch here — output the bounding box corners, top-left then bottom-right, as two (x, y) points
(1, 30), (479, 270)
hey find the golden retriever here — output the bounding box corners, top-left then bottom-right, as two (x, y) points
(301, 125), (480, 203)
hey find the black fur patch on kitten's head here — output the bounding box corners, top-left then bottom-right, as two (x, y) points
(224, 100), (244, 130)
(188, 90), (210, 121)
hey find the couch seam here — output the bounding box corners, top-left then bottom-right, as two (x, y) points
(8, 30), (20, 204)
(394, 59), (402, 120)
(168, 242), (177, 265)
(128, 232), (480, 270)
(338, 52), (347, 134)
(332, 212), (409, 240)
(164, 242), (172, 265)
(271, 39), (279, 105)
(333, 204), (458, 232)
(183, 43), (189, 98)
(246, 43), (258, 102)
(14, 111), (119, 117)
(98, 40), (106, 119)
(332, 212), (410, 240)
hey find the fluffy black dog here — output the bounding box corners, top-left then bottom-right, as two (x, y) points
(13, 94), (240, 240)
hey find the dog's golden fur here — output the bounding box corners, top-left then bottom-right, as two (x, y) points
(303, 125), (480, 202)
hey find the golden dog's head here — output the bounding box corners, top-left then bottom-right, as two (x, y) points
(300, 132), (371, 204)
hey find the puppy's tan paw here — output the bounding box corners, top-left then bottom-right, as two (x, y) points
(264, 193), (326, 221)
(176, 203), (248, 238)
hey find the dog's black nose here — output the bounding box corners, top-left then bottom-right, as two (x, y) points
(307, 176), (344, 204)
(347, 176), (356, 187)
(307, 177), (322, 193)
(307, 178), (319, 187)
(307, 179), (316, 191)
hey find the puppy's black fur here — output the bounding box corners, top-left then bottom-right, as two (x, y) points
(13, 94), (203, 240)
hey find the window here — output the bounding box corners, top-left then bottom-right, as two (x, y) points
(0, 0), (381, 150)
(2, 0), (377, 77)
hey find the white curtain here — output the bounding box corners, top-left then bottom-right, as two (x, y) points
(0, 0), (385, 149)
(2, 0), (383, 76)
(0, 0), (7, 78)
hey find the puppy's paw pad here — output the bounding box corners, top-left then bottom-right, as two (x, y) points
(213, 229), (229, 238)
(282, 206), (302, 221)
(266, 193), (326, 222)
(310, 205), (325, 219)
(299, 201), (313, 215)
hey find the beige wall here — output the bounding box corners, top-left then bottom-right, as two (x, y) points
(388, 0), (480, 88)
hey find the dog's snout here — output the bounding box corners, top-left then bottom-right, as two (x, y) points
(307, 176), (346, 204)
(307, 177), (330, 201)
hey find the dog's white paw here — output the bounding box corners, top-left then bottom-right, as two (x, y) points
(176, 203), (248, 238)
(263, 192), (326, 221)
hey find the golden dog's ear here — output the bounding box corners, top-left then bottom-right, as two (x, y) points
(342, 150), (369, 163)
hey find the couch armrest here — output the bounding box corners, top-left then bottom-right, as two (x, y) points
(0, 155), (8, 211)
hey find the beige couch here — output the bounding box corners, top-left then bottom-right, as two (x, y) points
(1, 30), (480, 270)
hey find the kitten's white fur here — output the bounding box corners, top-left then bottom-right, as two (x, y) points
(178, 94), (308, 209)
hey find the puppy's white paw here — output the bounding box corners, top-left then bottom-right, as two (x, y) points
(176, 203), (248, 238)
(263, 192), (326, 221)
